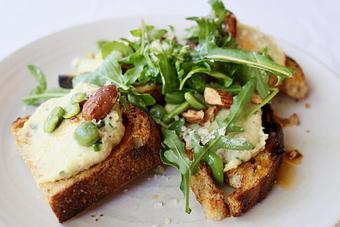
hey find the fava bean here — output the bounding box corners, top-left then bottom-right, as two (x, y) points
(63, 103), (81, 119)
(74, 122), (100, 146)
(184, 92), (206, 110)
(163, 102), (190, 123)
(44, 106), (65, 133)
(71, 92), (87, 103)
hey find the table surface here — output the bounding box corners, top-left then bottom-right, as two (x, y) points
(0, 0), (339, 76)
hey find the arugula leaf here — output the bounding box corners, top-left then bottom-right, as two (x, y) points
(23, 65), (69, 105)
(191, 133), (224, 185)
(209, 0), (227, 24)
(130, 25), (155, 37)
(185, 0), (234, 49)
(99, 41), (133, 59)
(255, 71), (270, 98)
(73, 53), (146, 90)
(207, 135), (255, 151)
(124, 58), (146, 85)
(161, 130), (192, 214)
(226, 124), (244, 132)
(174, 45), (191, 82)
(237, 65), (270, 98)
(186, 75), (206, 93)
(168, 118), (186, 131)
(96, 40), (108, 49)
(179, 67), (232, 90)
(149, 104), (166, 119)
(127, 93), (156, 111)
(224, 79), (256, 129)
(27, 65), (47, 95)
(72, 72), (108, 87)
(187, 17), (217, 55)
(155, 52), (180, 94)
(73, 54), (129, 90)
(22, 88), (69, 105)
(205, 47), (293, 79)
(120, 38), (140, 52)
(248, 88), (279, 116)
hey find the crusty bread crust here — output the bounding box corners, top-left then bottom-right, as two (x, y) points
(11, 105), (161, 222)
(191, 164), (229, 220)
(190, 106), (284, 220)
(279, 56), (308, 100)
(225, 109), (284, 216)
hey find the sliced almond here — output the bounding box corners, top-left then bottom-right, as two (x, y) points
(251, 93), (263, 104)
(204, 87), (233, 107)
(201, 106), (219, 125)
(182, 109), (205, 123)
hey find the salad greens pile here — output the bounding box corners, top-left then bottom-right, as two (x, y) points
(23, 0), (292, 214)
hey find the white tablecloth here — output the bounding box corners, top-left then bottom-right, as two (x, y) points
(0, 0), (339, 75)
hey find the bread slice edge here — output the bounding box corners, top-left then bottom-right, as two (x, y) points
(11, 105), (161, 222)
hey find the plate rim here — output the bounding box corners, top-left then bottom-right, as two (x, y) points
(1, 15), (339, 227)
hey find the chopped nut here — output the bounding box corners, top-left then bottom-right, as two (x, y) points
(274, 113), (300, 127)
(203, 87), (233, 107)
(286, 149), (302, 161)
(268, 75), (278, 87)
(152, 194), (160, 200)
(182, 109), (204, 123)
(201, 106), (218, 125)
(224, 11), (237, 38)
(284, 149), (303, 165)
(288, 114), (300, 125)
(251, 93), (263, 104)
(304, 103), (311, 109)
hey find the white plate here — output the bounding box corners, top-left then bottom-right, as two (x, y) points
(0, 16), (339, 227)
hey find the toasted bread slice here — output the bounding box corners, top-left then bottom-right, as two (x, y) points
(233, 15), (308, 100)
(191, 163), (229, 220)
(11, 105), (161, 222)
(190, 106), (284, 220)
(279, 56), (308, 100)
